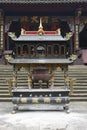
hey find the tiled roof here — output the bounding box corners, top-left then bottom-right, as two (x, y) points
(0, 0), (87, 4)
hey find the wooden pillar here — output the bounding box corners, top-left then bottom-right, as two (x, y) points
(0, 9), (4, 50)
(7, 33), (9, 50)
(70, 36), (73, 55)
(74, 8), (82, 53)
(74, 17), (79, 53)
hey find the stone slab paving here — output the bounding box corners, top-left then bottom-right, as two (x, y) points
(0, 102), (87, 130)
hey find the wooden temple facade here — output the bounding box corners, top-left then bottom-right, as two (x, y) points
(0, 0), (87, 63)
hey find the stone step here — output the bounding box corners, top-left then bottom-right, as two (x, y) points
(0, 68), (87, 71)
(0, 88), (87, 92)
(0, 97), (11, 102)
(2, 79), (87, 82)
(0, 80), (87, 84)
(4, 71), (77, 73)
(70, 97), (87, 101)
(74, 90), (87, 93)
(1, 86), (87, 90)
(0, 82), (87, 86)
(0, 85), (87, 89)
(0, 65), (87, 102)
(1, 75), (87, 78)
(73, 90), (87, 93)
(2, 74), (87, 77)
(73, 85), (87, 88)
(71, 93), (87, 97)
(0, 90), (9, 93)
(0, 79), (87, 84)
(1, 72), (85, 75)
(0, 93), (11, 97)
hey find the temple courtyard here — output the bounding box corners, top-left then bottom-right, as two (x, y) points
(0, 102), (87, 130)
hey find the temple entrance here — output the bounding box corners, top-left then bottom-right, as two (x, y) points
(79, 23), (87, 49)
(6, 16), (72, 52)
(79, 23), (87, 64)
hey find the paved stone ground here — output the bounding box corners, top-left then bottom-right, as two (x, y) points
(0, 102), (87, 130)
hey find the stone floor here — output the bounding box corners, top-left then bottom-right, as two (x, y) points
(0, 102), (87, 130)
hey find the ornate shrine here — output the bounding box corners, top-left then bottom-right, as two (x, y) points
(6, 18), (76, 112)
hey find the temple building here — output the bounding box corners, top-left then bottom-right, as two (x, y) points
(0, 0), (87, 63)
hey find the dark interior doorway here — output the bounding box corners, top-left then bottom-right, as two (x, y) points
(79, 23), (87, 49)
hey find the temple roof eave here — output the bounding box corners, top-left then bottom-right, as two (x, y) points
(0, 0), (87, 4)
(12, 34), (70, 41)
